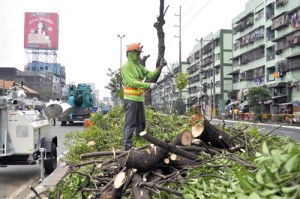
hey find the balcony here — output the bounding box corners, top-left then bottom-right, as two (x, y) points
(271, 14), (289, 30)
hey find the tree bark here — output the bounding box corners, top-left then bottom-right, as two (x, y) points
(174, 130), (193, 146)
(198, 118), (231, 149)
(144, 0), (168, 106)
(131, 174), (151, 199)
(140, 131), (199, 161)
(111, 171), (126, 199)
(118, 146), (168, 172)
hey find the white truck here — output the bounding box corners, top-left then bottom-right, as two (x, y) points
(0, 94), (57, 179)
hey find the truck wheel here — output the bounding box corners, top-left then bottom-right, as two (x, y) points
(61, 121), (67, 126)
(44, 142), (57, 174)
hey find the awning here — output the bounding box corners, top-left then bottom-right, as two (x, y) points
(268, 82), (286, 88)
(228, 69), (240, 75)
(286, 52), (300, 59)
(272, 95), (287, 99)
(238, 100), (248, 108)
(264, 100), (273, 104)
(227, 101), (240, 107)
(273, 102), (293, 106)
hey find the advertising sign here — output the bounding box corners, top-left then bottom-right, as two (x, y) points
(24, 12), (59, 50)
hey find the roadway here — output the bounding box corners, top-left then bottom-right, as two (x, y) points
(0, 122), (83, 199)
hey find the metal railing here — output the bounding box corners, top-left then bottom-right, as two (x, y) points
(220, 113), (300, 125)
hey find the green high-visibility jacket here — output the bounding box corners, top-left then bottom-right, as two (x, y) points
(121, 51), (160, 102)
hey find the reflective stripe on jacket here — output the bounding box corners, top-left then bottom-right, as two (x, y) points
(123, 86), (143, 96)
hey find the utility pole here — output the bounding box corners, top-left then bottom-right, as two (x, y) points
(117, 34), (125, 105)
(196, 38), (202, 108)
(175, 5), (182, 99)
(212, 38), (215, 118)
(196, 37), (215, 118)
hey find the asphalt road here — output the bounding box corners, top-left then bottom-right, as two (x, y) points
(0, 122), (83, 199)
(210, 119), (300, 143)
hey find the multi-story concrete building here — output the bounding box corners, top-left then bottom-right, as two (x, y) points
(0, 67), (53, 100)
(187, 29), (233, 117)
(231, 0), (300, 114)
(151, 62), (188, 113)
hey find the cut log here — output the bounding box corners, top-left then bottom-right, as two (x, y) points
(140, 131), (199, 161)
(199, 118), (231, 149)
(131, 174), (150, 199)
(111, 171), (126, 199)
(174, 130), (193, 146)
(100, 192), (112, 199)
(167, 153), (197, 167)
(191, 125), (205, 138)
(190, 114), (205, 137)
(118, 146), (168, 172)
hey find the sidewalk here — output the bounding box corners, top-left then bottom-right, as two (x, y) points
(25, 159), (69, 198)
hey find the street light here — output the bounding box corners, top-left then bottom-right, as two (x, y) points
(117, 34), (125, 92)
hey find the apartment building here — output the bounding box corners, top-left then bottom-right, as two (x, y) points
(151, 62), (188, 112)
(186, 30), (233, 117)
(231, 0), (300, 114)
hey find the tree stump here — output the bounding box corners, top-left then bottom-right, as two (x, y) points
(198, 117), (231, 149)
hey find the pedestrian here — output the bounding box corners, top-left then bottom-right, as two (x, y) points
(121, 43), (167, 151)
(53, 117), (56, 126)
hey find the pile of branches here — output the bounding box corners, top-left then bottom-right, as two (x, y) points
(56, 110), (264, 199)
(42, 106), (299, 199)
(75, 128), (256, 199)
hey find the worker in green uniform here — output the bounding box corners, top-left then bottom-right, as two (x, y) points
(121, 43), (167, 150)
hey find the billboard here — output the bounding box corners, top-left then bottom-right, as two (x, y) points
(24, 12), (59, 50)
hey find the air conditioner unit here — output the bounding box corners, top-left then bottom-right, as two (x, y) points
(275, 49), (282, 55)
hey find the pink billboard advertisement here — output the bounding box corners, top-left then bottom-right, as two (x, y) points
(24, 12), (59, 50)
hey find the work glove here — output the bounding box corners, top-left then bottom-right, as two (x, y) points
(149, 83), (157, 89)
(160, 57), (167, 67)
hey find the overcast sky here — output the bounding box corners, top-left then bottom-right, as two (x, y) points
(0, 0), (248, 97)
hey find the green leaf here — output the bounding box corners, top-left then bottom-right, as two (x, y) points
(281, 186), (298, 194)
(248, 191), (262, 199)
(264, 164), (276, 181)
(202, 180), (208, 192)
(255, 170), (264, 185)
(184, 193), (196, 199)
(261, 141), (269, 155)
(284, 154), (298, 172)
(260, 188), (279, 197)
(236, 173), (253, 191)
(270, 149), (282, 167)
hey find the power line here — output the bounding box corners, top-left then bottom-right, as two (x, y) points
(182, 0), (214, 29)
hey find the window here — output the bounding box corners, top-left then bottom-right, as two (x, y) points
(215, 53), (220, 60)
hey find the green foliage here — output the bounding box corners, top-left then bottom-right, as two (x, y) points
(247, 86), (271, 117)
(175, 72), (189, 91)
(172, 98), (186, 115)
(105, 68), (123, 98)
